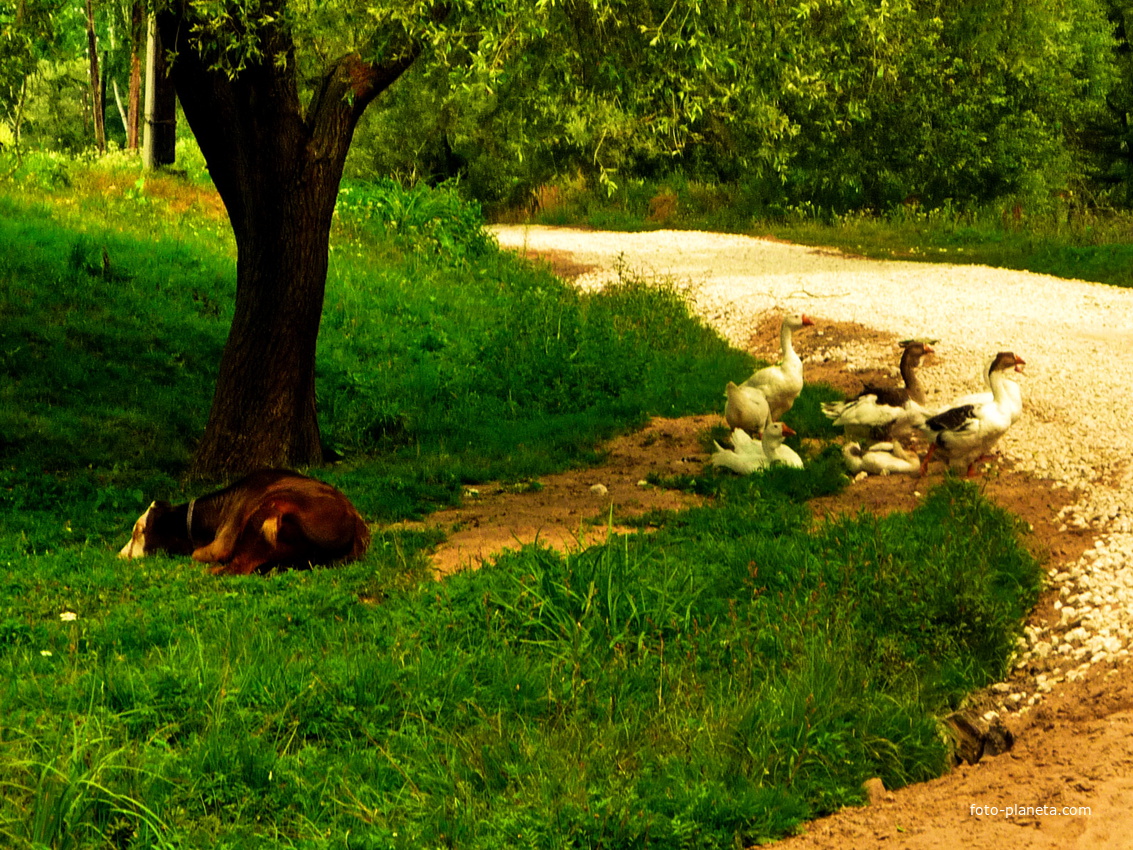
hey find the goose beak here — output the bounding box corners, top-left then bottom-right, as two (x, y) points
(780, 423), (797, 436)
(1014, 355), (1027, 373)
(801, 314), (815, 326)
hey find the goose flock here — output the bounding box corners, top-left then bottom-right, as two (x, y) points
(711, 312), (1026, 480)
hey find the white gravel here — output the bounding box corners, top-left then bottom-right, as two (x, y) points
(492, 224), (1133, 708)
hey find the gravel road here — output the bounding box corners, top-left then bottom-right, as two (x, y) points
(491, 224), (1133, 703)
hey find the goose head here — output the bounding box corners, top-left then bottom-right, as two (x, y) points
(761, 421), (795, 446)
(785, 313), (815, 332)
(900, 340), (934, 367)
(989, 351), (1026, 379)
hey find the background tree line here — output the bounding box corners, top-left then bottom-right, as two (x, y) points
(3, 0), (1132, 215)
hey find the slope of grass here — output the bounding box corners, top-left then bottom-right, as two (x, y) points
(0, 154), (1046, 848)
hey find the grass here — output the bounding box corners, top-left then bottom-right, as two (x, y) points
(0, 149), (1048, 848)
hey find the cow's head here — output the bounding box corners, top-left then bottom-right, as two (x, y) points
(119, 500), (180, 558)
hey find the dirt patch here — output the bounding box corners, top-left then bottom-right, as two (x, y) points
(776, 665), (1133, 849)
(400, 414), (716, 576)
(503, 245), (602, 280)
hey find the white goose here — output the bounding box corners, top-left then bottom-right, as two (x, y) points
(917, 351), (1026, 477)
(711, 423), (803, 475)
(842, 441), (921, 477)
(821, 340), (934, 442)
(724, 381), (771, 435)
(741, 313), (814, 421)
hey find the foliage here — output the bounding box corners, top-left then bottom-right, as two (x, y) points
(0, 160), (749, 516)
(762, 202), (1133, 290)
(0, 0), (67, 148)
(4, 0), (1130, 213)
(346, 0), (1120, 214)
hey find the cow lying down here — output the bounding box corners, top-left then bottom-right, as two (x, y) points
(119, 469), (370, 575)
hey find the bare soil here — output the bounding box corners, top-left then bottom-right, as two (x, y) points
(400, 247), (1133, 848)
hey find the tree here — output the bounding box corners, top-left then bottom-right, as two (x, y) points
(83, 0), (105, 151)
(155, 0), (747, 478)
(152, 0), (449, 477)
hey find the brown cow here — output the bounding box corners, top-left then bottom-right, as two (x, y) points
(118, 469), (371, 575)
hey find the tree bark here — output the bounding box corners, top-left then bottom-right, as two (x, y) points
(126, 1), (143, 150)
(84, 0), (106, 153)
(155, 6), (422, 478)
(143, 16), (176, 168)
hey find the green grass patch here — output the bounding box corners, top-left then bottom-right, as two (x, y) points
(0, 478), (1040, 848)
(0, 154), (1047, 847)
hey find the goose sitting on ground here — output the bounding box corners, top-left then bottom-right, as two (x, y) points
(711, 422), (803, 475)
(741, 312), (815, 421)
(841, 441), (922, 477)
(724, 381), (771, 435)
(917, 351), (1026, 477)
(821, 340), (934, 442)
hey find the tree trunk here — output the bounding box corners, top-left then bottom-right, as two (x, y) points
(143, 16), (177, 168)
(190, 177), (337, 475)
(84, 0), (106, 153)
(126, 1), (143, 150)
(155, 9), (421, 479)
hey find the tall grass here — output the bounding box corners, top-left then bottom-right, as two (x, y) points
(0, 155), (1047, 847)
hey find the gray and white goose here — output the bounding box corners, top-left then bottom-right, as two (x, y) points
(917, 351), (1025, 477)
(822, 340), (934, 442)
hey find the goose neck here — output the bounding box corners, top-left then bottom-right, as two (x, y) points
(988, 366), (1013, 405)
(779, 321), (796, 359)
(900, 355), (926, 405)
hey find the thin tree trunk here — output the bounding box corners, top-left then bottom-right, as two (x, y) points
(85, 0), (106, 153)
(125, 0), (143, 150)
(143, 15), (176, 168)
(127, 57), (142, 149)
(112, 79), (128, 135)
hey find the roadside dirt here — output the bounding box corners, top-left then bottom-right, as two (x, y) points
(399, 250), (1133, 848)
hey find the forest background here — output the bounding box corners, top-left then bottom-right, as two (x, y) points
(4, 0), (1133, 219)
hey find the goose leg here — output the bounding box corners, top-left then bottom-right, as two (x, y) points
(919, 443), (937, 477)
